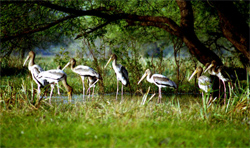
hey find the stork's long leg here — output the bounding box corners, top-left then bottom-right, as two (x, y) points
(222, 80), (227, 105)
(81, 76), (85, 101)
(219, 80), (221, 99)
(87, 88), (91, 99)
(116, 79), (119, 100)
(57, 83), (60, 96)
(49, 84), (55, 104)
(121, 84), (123, 100)
(92, 87), (95, 100)
(35, 84), (42, 102)
(158, 87), (162, 103)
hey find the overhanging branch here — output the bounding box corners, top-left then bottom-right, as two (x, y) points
(75, 20), (114, 40)
(127, 21), (181, 37)
(1, 15), (77, 42)
(37, 1), (181, 34)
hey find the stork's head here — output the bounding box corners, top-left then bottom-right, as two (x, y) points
(62, 58), (76, 70)
(204, 60), (216, 73)
(111, 54), (117, 60)
(23, 51), (35, 67)
(29, 51), (35, 57)
(138, 69), (152, 85)
(145, 69), (151, 75)
(70, 58), (76, 66)
(205, 63), (210, 69)
(104, 54), (117, 68)
(57, 65), (62, 70)
(189, 66), (203, 81)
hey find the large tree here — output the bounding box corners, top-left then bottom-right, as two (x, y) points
(1, 0), (249, 67)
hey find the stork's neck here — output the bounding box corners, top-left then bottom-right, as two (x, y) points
(212, 66), (220, 74)
(146, 72), (154, 83)
(62, 77), (73, 96)
(112, 58), (117, 68)
(29, 55), (35, 67)
(197, 71), (202, 78)
(207, 68), (212, 74)
(71, 62), (76, 70)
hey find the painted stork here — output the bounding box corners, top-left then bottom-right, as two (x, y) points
(104, 54), (130, 100)
(37, 69), (73, 104)
(204, 60), (247, 104)
(137, 69), (177, 103)
(189, 66), (211, 98)
(205, 62), (225, 99)
(63, 58), (100, 100)
(23, 51), (45, 99)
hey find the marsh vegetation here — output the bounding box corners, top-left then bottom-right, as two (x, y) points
(1, 56), (249, 147)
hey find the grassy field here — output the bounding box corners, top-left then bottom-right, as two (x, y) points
(1, 96), (249, 147)
(0, 56), (250, 147)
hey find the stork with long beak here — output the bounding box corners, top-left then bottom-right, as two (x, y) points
(204, 60), (229, 104)
(189, 66), (211, 98)
(63, 58), (100, 100)
(23, 51), (45, 100)
(137, 69), (177, 103)
(104, 54), (130, 100)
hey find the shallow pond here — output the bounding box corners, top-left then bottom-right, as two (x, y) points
(45, 92), (203, 105)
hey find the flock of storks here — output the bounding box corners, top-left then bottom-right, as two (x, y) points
(23, 51), (248, 104)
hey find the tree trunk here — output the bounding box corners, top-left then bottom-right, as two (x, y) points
(211, 1), (250, 62)
(176, 0), (223, 66)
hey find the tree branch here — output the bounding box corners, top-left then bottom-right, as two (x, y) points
(1, 15), (77, 42)
(126, 20), (181, 37)
(38, 1), (181, 35)
(75, 20), (113, 40)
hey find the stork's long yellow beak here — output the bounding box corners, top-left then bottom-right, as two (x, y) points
(62, 62), (71, 71)
(188, 69), (198, 81)
(138, 72), (147, 85)
(104, 56), (112, 68)
(23, 55), (30, 67)
(204, 63), (214, 73)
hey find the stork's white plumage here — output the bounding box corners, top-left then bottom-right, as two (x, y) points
(63, 58), (100, 100)
(104, 54), (130, 100)
(37, 69), (73, 104)
(189, 66), (211, 98)
(23, 51), (45, 100)
(138, 69), (177, 103)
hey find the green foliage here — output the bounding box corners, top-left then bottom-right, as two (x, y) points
(53, 47), (70, 68)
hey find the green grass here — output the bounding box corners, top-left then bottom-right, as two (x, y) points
(1, 97), (249, 147)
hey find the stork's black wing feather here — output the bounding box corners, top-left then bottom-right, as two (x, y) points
(121, 66), (129, 86)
